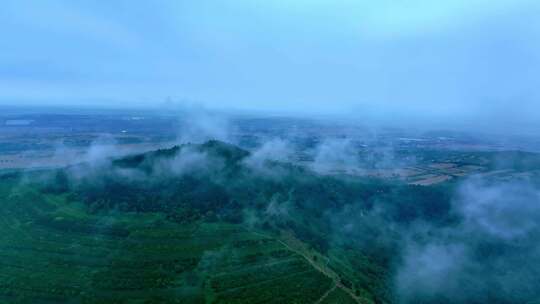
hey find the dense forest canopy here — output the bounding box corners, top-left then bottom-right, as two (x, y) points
(2, 140), (540, 303)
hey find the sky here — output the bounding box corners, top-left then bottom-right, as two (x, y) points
(1, 0), (539, 129)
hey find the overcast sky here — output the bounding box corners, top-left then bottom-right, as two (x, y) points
(1, 1), (539, 129)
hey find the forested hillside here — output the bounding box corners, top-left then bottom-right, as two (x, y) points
(1, 140), (538, 303)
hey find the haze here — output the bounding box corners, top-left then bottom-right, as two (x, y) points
(1, 0), (539, 132)
(3, 2), (540, 302)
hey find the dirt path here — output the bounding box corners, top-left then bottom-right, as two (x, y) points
(314, 284), (336, 304)
(249, 229), (367, 304)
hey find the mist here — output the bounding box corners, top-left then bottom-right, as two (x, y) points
(397, 177), (540, 303)
(4, 107), (540, 303)
(1, 0), (540, 134)
(2, 1), (540, 303)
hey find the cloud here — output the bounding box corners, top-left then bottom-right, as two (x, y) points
(2, 0), (540, 134)
(396, 176), (540, 303)
(457, 177), (540, 240)
(396, 242), (467, 302)
(177, 108), (233, 144)
(243, 138), (295, 174)
(311, 138), (359, 174)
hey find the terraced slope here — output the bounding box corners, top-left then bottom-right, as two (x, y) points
(0, 180), (351, 303)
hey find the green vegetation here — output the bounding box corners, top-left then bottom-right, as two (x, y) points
(0, 177), (337, 303)
(321, 288), (357, 304)
(4, 140), (536, 303)
(0, 142), (363, 303)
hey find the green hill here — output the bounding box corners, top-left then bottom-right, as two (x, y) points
(0, 141), (459, 303)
